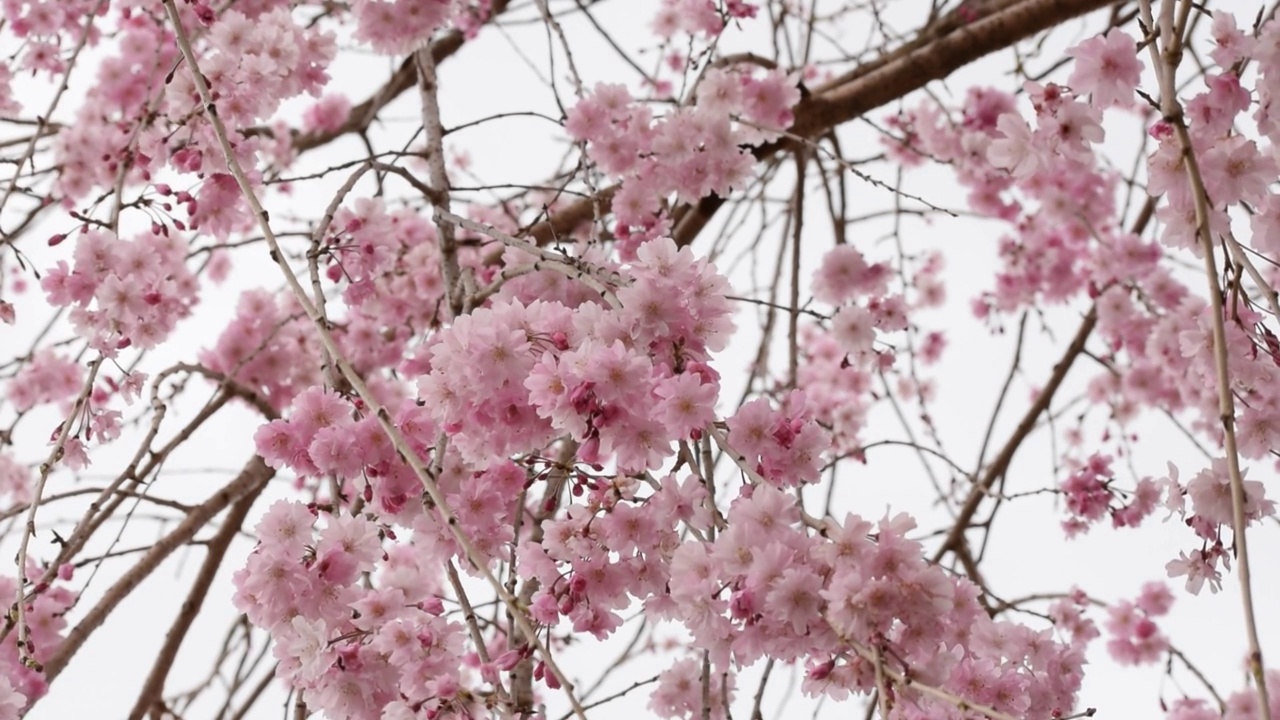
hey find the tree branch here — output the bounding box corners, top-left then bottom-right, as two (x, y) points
(41, 456), (275, 685)
(126, 467), (270, 720)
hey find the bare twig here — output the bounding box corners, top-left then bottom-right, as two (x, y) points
(42, 457), (275, 683)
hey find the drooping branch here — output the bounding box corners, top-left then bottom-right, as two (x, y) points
(414, 45), (462, 317)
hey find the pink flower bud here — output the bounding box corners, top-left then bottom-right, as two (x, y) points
(807, 659), (836, 681)
(494, 649), (524, 671)
(421, 596), (445, 615)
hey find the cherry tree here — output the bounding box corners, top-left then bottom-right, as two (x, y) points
(0, 0), (1277, 719)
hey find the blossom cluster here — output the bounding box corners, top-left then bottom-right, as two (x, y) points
(352, 0), (449, 54)
(796, 244), (948, 454)
(200, 289), (325, 411)
(418, 237), (735, 472)
(39, 229), (199, 353)
(54, 5), (334, 208)
(1103, 582), (1172, 666)
(565, 70), (799, 257)
(651, 0), (758, 38)
(655, 493), (1084, 719)
(1, 0), (104, 76)
(233, 501), (479, 720)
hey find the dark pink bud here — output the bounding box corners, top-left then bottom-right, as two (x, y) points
(317, 550), (359, 584)
(494, 649), (523, 671)
(543, 664), (561, 689)
(172, 148), (202, 173)
(771, 420), (796, 449)
(595, 404), (621, 427)
(569, 382), (595, 414)
(729, 588), (756, 620)
(807, 659), (836, 681)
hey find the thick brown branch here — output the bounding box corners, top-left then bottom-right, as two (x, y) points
(789, 0), (1114, 140)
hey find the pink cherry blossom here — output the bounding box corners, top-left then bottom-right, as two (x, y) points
(1066, 30), (1142, 108)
